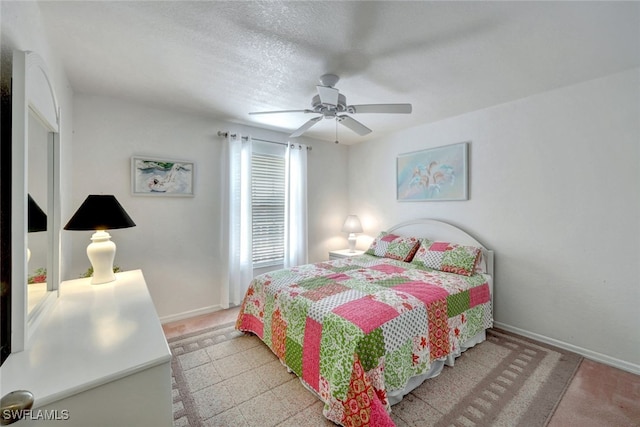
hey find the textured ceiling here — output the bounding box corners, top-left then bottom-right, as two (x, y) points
(38, 1), (639, 144)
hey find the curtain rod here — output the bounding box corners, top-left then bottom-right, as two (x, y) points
(217, 131), (312, 151)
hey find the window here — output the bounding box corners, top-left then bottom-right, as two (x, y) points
(251, 150), (285, 267)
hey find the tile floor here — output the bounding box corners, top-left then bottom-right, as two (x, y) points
(163, 307), (640, 426)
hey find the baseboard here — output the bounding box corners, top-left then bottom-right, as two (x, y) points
(493, 321), (640, 376)
(159, 305), (223, 324)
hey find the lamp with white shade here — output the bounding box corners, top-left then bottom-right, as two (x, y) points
(342, 215), (363, 253)
(64, 195), (136, 285)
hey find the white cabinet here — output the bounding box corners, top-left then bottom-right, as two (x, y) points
(2, 270), (172, 426)
(329, 249), (365, 260)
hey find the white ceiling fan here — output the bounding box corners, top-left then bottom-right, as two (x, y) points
(249, 74), (412, 140)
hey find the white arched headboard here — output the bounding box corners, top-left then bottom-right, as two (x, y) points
(387, 218), (494, 280)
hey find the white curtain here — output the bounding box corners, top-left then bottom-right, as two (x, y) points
(222, 134), (253, 308)
(284, 143), (308, 268)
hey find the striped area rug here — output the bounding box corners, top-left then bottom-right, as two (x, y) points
(169, 324), (582, 427)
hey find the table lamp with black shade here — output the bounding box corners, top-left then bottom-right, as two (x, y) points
(28, 194), (47, 233)
(64, 195), (136, 284)
(27, 194), (47, 262)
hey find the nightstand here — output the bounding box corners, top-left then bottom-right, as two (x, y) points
(329, 249), (365, 260)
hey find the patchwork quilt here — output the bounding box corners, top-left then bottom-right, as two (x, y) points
(236, 254), (493, 427)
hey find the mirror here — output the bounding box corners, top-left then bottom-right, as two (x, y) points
(27, 112), (50, 315)
(9, 50), (61, 352)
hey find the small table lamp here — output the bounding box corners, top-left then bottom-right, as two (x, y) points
(64, 195), (136, 284)
(342, 214), (363, 253)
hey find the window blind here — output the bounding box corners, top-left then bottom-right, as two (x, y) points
(251, 152), (285, 267)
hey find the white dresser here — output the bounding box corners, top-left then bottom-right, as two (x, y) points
(2, 270), (172, 426)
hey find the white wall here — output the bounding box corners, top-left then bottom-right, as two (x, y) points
(348, 69), (640, 372)
(70, 95), (349, 320)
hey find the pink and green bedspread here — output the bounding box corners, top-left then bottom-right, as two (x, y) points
(236, 254), (492, 427)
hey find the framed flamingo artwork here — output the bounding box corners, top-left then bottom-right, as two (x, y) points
(131, 156), (195, 196)
(396, 142), (468, 201)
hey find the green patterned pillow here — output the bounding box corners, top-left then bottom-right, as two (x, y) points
(365, 232), (420, 262)
(411, 239), (482, 276)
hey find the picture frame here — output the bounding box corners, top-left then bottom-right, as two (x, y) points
(396, 141), (468, 201)
(131, 156), (195, 196)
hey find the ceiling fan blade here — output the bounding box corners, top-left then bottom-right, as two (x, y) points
(249, 109), (313, 115)
(337, 115), (372, 136)
(316, 85), (340, 106)
(348, 104), (412, 114)
(290, 116), (323, 138)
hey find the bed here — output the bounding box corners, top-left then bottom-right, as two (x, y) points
(236, 219), (494, 427)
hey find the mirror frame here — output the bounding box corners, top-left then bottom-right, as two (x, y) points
(11, 50), (61, 351)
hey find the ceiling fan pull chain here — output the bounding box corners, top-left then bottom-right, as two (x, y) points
(335, 117), (339, 144)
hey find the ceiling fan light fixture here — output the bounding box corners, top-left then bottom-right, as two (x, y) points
(248, 74), (412, 139)
(316, 85), (340, 107)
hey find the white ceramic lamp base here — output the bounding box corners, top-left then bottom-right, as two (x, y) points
(87, 231), (117, 285)
(347, 233), (357, 253)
